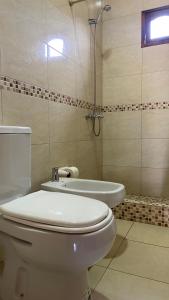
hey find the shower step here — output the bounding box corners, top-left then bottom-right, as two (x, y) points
(113, 194), (169, 227)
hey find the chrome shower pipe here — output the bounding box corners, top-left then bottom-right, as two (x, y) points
(69, 0), (86, 6)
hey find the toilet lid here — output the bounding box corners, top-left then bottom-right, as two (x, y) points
(0, 191), (109, 229)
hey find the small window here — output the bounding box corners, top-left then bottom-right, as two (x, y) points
(142, 5), (169, 47)
(45, 39), (64, 58)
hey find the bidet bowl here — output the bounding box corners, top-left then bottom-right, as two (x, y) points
(41, 178), (125, 208)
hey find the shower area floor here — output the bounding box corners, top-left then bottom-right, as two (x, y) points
(113, 194), (169, 227)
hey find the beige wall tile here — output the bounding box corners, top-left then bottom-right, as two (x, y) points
(49, 0), (68, 7)
(103, 0), (143, 20)
(49, 102), (79, 143)
(103, 14), (140, 50)
(110, 240), (169, 283)
(103, 139), (141, 167)
(141, 168), (169, 197)
(2, 90), (49, 145)
(31, 144), (50, 191)
(49, 142), (78, 169)
(75, 65), (92, 103)
(0, 0), (103, 189)
(143, 44), (169, 74)
(44, 1), (76, 60)
(142, 139), (169, 168)
(47, 54), (76, 98)
(103, 45), (142, 78)
(102, 0), (169, 199)
(142, 110), (169, 139)
(142, 71), (169, 103)
(103, 74), (141, 106)
(0, 0), (47, 87)
(143, 0), (169, 10)
(103, 165), (141, 194)
(74, 3), (91, 68)
(77, 140), (101, 179)
(77, 109), (96, 140)
(94, 269), (169, 300)
(103, 112), (141, 139)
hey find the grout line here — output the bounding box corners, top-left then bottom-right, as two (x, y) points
(140, 42), (143, 195)
(108, 268), (169, 286)
(103, 69), (169, 81)
(125, 221), (135, 237)
(94, 223), (135, 290)
(0, 89), (3, 124)
(103, 138), (169, 141)
(103, 164), (169, 170)
(92, 266), (108, 291)
(126, 238), (169, 249)
(104, 221), (135, 269)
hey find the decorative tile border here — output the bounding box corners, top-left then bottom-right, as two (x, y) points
(0, 75), (102, 111)
(113, 194), (169, 227)
(103, 101), (169, 113)
(1, 75), (169, 113)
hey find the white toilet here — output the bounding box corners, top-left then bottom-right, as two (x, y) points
(0, 126), (116, 300)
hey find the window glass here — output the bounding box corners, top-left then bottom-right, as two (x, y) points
(142, 6), (169, 47)
(150, 16), (169, 39)
(45, 39), (64, 57)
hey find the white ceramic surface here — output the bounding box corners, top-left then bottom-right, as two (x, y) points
(0, 126), (116, 300)
(41, 178), (125, 208)
(0, 126), (31, 205)
(1, 190), (112, 233)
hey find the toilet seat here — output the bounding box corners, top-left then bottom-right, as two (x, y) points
(0, 190), (113, 234)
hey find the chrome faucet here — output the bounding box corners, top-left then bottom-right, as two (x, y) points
(51, 167), (59, 182)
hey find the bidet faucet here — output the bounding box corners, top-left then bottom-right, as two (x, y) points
(51, 167), (59, 182)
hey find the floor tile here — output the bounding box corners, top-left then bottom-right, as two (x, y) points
(88, 266), (106, 290)
(110, 240), (169, 283)
(115, 219), (133, 236)
(92, 269), (169, 300)
(96, 219), (133, 268)
(127, 222), (169, 247)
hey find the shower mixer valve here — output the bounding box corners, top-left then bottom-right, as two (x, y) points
(85, 111), (104, 120)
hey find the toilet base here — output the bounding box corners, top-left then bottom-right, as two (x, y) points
(1, 262), (90, 300)
(22, 267), (90, 300)
(0, 233), (91, 300)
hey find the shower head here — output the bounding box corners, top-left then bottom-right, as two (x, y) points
(90, 4), (111, 25)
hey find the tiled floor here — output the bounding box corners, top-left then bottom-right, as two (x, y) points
(88, 219), (169, 300)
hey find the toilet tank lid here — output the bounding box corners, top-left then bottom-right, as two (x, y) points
(0, 126), (32, 134)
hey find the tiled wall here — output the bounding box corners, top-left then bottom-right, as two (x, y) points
(102, 0), (169, 198)
(0, 0), (102, 191)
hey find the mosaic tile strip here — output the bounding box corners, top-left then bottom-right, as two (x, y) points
(0, 75), (102, 110)
(113, 194), (169, 227)
(103, 101), (169, 112)
(1, 75), (169, 113)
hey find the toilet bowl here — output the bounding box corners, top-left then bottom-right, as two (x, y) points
(0, 191), (116, 300)
(0, 126), (116, 300)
